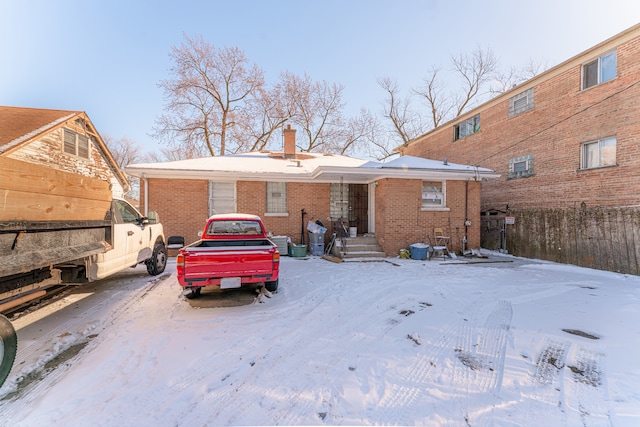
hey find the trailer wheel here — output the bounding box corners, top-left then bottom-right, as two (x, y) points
(265, 279), (279, 293)
(146, 243), (167, 275)
(0, 314), (17, 388)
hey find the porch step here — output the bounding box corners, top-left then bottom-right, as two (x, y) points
(336, 235), (386, 259)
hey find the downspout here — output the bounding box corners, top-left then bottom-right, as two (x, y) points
(463, 180), (469, 253)
(143, 173), (148, 216)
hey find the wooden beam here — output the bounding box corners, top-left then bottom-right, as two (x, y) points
(0, 156), (112, 221)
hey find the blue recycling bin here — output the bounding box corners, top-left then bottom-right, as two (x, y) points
(409, 243), (430, 260)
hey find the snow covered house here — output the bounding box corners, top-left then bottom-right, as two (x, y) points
(126, 126), (498, 257)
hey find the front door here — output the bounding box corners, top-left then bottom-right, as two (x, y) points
(349, 184), (368, 235)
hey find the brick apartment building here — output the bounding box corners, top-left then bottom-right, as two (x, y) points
(127, 126), (498, 257)
(401, 24), (640, 274)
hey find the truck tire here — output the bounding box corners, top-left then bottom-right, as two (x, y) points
(265, 279), (279, 293)
(146, 243), (167, 275)
(0, 314), (17, 388)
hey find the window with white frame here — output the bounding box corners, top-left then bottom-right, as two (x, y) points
(63, 128), (90, 159)
(581, 137), (616, 170)
(509, 88), (534, 116)
(582, 51), (616, 90)
(454, 115), (480, 141)
(208, 181), (236, 216)
(508, 154), (534, 179)
(266, 182), (287, 214)
(422, 181), (444, 208)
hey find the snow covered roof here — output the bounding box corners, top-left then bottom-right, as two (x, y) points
(126, 152), (499, 183)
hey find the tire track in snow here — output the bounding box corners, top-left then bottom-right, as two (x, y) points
(373, 299), (513, 426)
(0, 275), (168, 419)
(565, 346), (611, 427)
(172, 261), (407, 426)
(521, 337), (570, 426)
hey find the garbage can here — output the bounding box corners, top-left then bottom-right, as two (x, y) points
(308, 229), (326, 256)
(409, 243), (430, 260)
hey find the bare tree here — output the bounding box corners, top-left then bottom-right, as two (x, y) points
(378, 46), (507, 156)
(103, 135), (142, 169)
(280, 72), (347, 153)
(378, 76), (429, 149)
(413, 66), (454, 128)
(153, 34), (265, 156)
(490, 58), (548, 94)
(103, 135), (143, 199)
(450, 46), (499, 116)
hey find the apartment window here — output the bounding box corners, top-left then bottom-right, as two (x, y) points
(266, 182), (287, 214)
(454, 115), (480, 141)
(63, 128), (90, 159)
(208, 181), (236, 216)
(509, 88), (534, 116)
(582, 51), (616, 90)
(422, 181), (444, 208)
(508, 154), (534, 179)
(581, 137), (616, 170)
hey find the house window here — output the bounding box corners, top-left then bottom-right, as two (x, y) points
(209, 181), (236, 216)
(454, 115), (480, 141)
(266, 182), (287, 214)
(63, 128), (90, 159)
(330, 183), (349, 219)
(508, 154), (534, 179)
(422, 181), (444, 208)
(509, 88), (534, 116)
(581, 137), (616, 170)
(582, 51), (616, 90)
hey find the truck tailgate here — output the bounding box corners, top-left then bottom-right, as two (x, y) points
(182, 246), (275, 279)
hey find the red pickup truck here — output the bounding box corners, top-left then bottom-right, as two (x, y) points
(176, 214), (280, 299)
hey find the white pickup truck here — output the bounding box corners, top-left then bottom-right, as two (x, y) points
(0, 198), (167, 312)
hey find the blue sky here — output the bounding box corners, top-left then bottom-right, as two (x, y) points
(1, 0), (639, 158)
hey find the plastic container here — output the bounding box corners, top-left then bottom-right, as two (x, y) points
(349, 227), (357, 238)
(310, 242), (324, 256)
(409, 243), (430, 260)
(308, 231), (325, 245)
(289, 244), (307, 257)
(270, 236), (289, 255)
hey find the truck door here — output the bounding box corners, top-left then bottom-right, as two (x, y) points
(113, 199), (145, 269)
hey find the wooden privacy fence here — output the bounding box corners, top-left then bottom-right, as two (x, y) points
(485, 207), (640, 275)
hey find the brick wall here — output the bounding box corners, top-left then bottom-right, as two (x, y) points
(144, 176), (481, 257)
(402, 30), (640, 212)
(374, 178), (481, 255)
(142, 178), (209, 245)
(401, 29), (640, 272)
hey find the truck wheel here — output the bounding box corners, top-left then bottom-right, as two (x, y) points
(146, 243), (167, 275)
(185, 287), (202, 299)
(0, 314), (17, 389)
(265, 279), (279, 293)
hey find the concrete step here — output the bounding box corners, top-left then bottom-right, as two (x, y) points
(341, 250), (386, 259)
(336, 234), (386, 259)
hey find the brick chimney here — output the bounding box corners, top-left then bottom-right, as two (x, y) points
(283, 124), (296, 158)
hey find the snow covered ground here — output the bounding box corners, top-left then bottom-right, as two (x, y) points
(1, 252), (639, 426)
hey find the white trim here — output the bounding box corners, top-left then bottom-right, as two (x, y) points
(368, 182), (376, 233)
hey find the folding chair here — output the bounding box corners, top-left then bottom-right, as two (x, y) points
(427, 227), (450, 260)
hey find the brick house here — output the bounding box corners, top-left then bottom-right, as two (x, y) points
(400, 24), (640, 274)
(126, 126), (498, 257)
(0, 106), (129, 197)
